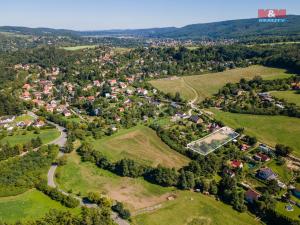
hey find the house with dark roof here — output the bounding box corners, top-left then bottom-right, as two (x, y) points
(189, 115), (203, 124)
(257, 168), (276, 181)
(253, 153), (270, 162)
(245, 189), (261, 203)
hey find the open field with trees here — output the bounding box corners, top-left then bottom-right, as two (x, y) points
(0, 128), (60, 145)
(0, 189), (75, 223)
(56, 151), (175, 211)
(91, 126), (189, 168)
(271, 90), (300, 107)
(150, 66), (293, 102)
(209, 108), (300, 156)
(133, 191), (259, 225)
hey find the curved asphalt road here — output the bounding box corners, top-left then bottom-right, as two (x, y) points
(30, 112), (130, 225)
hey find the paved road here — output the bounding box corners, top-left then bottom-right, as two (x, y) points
(30, 112), (130, 225)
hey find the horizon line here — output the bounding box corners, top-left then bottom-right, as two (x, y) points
(1, 14), (298, 32)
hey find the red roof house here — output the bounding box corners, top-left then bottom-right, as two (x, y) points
(245, 189), (261, 203)
(231, 160), (243, 169)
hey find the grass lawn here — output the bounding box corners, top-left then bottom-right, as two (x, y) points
(0, 189), (77, 223)
(62, 116), (82, 124)
(91, 125), (189, 168)
(150, 65), (292, 102)
(271, 90), (300, 107)
(0, 128), (60, 145)
(56, 151), (175, 211)
(210, 108), (300, 157)
(133, 191), (259, 225)
(61, 45), (97, 51)
(276, 199), (300, 221)
(267, 160), (293, 183)
(14, 114), (34, 123)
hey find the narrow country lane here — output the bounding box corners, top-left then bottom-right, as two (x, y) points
(29, 111), (130, 225)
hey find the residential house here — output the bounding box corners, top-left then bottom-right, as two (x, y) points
(33, 119), (45, 128)
(33, 92), (42, 100)
(245, 189), (261, 203)
(87, 96), (95, 102)
(231, 160), (243, 169)
(22, 91), (31, 100)
(43, 85), (52, 95)
(119, 82), (127, 89)
(259, 144), (272, 154)
(126, 77), (134, 83)
(292, 82), (300, 90)
(45, 104), (55, 112)
(257, 168), (276, 181)
(93, 80), (101, 87)
(56, 105), (66, 113)
(171, 102), (181, 109)
(108, 79), (117, 86)
(32, 99), (44, 107)
(240, 143), (250, 151)
(63, 109), (72, 117)
(22, 83), (31, 90)
(50, 100), (57, 108)
(0, 116), (15, 125)
(126, 89), (134, 95)
(253, 153), (270, 162)
(52, 67), (60, 76)
(17, 120), (32, 128)
(137, 88), (148, 96)
(189, 115), (203, 124)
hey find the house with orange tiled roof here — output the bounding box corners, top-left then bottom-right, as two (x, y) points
(22, 91), (31, 100)
(87, 96), (95, 102)
(22, 83), (31, 90)
(108, 79), (117, 86)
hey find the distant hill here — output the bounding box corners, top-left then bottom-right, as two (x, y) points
(1, 15), (300, 40)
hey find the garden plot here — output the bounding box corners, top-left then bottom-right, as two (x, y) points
(187, 126), (239, 155)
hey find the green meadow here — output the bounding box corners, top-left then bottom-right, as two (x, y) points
(210, 108), (300, 156)
(150, 66), (293, 102)
(0, 189), (76, 223)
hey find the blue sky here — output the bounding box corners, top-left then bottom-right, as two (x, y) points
(1, 0), (299, 30)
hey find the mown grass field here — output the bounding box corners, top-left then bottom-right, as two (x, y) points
(271, 90), (300, 107)
(209, 108), (300, 156)
(133, 191), (259, 225)
(0, 189), (76, 223)
(0, 128), (60, 145)
(14, 114), (34, 123)
(56, 151), (175, 211)
(61, 45), (97, 51)
(150, 66), (292, 102)
(91, 125), (189, 168)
